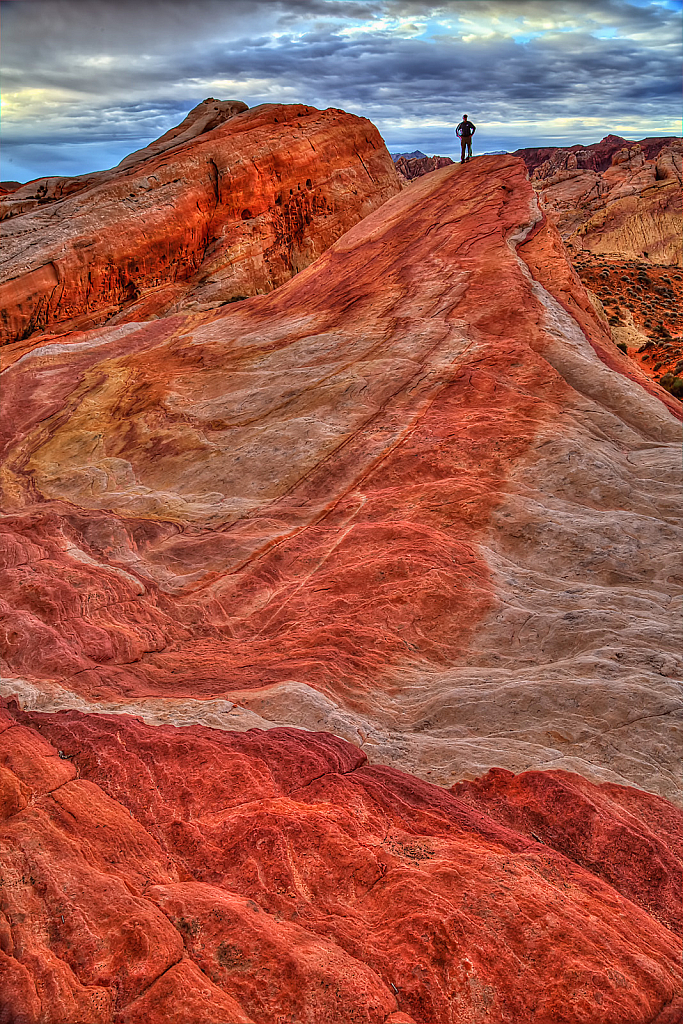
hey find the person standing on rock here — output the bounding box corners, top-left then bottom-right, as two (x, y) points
(456, 115), (476, 163)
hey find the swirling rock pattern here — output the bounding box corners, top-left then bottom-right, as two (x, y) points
(1, 137), (683, 1024)
(0, 699), (681, 1024)
(0, 101), (400, 344)
(1, 155), (681, 807)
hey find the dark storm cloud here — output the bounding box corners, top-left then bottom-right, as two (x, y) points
(1, 0), (681, 180)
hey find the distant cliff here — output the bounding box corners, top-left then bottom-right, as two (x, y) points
(393, 151), (454, 182)
(516, 134), (682, 265)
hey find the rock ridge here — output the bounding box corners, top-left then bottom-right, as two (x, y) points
(516, 134), (682, 265)
(1, 154), (680, 807)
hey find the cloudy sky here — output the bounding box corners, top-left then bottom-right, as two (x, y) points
(1, 0), (681, 182)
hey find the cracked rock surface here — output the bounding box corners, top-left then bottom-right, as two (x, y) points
(0, 699), (681, 1024)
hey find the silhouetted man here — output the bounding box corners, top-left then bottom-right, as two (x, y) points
(456, 115), (476, 163)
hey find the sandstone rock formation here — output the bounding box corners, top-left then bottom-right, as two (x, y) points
(1, 154), (681, 812)
(1, 698), (681, 1024)
(393, 153), (454, 183)
(0, 99), (249, 222)
(0, 101), (400, 344)
(516, 134), (683, 265)
(2, 127), (683, 1023)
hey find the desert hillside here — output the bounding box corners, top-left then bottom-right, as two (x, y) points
(1, 104), (681, 1024)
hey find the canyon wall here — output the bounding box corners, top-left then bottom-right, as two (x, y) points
(516, 134), (682, 265)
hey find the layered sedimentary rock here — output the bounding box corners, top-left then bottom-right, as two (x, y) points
(1, 154), (681, 814)
(0, 99), (249, 222)
(516, 134), (683, 265)
(0, 101), (399, 344)
(1, 698), (681, 1024)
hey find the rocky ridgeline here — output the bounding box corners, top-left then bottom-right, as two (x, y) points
(0, 107), (682, 1024)
(516, 133), (682, 266)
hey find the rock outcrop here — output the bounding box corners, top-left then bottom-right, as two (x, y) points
(0, 101), (400, 344)
(1, 155), (681, 811)
(1, 698), (681, 1024)
(0, 99), (249, 222)
(516, 134), (683, 265)
(393, 153), (454, 183)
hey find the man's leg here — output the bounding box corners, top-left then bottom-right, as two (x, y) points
(461, 137), (467, 163)
(466, 139), (473, 161)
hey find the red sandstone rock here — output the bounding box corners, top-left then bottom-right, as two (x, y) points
(0, 100), (399, 343)
(2, 125), (683, 1024)
(453, 767), (683, 937)
(515, 133), (678, 176)
(0, 699), (681, 1024)
(0, 154), (681, 807)
(0, 100), (249, 222)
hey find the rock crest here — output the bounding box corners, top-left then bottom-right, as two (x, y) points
(516, 134), (683, 265)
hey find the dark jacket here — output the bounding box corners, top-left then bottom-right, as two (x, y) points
(456, 120), (476, 138)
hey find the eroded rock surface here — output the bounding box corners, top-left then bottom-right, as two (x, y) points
(0, 699), (681, 1024)
(1, 155), (681, 809)
(393, 153), (454, 183)
(516, 134), (682, 265)
(0, 101), (399, 344)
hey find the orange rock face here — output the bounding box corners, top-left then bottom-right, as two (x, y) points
(0, 100), (399, 344)
(1, 698), (681, 1024)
